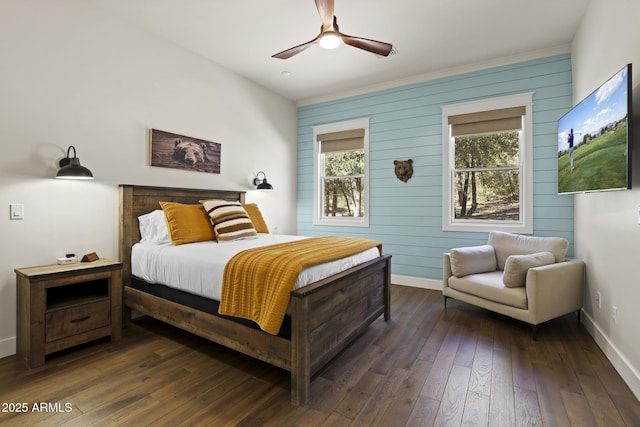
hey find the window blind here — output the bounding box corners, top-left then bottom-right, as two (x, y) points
(317, 128), (365, 153)
(449, 106), (525, 137)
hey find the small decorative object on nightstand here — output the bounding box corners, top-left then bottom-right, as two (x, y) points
(81, 252), (99, 262)
(15, 258), (122, 368)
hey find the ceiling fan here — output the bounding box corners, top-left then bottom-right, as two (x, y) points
(272, 0), (393, 59)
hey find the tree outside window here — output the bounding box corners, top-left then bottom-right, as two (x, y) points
(322, 149), (365, 218)
(454, 131), (520, 220)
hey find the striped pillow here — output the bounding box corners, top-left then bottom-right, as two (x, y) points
(202, 199), (258, 242)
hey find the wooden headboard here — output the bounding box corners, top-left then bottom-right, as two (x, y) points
(118, 184), (245, 285)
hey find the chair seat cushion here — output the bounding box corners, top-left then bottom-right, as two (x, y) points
(448, 271), (527, 309)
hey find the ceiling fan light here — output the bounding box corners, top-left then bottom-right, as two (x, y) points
(319, 31), (341, 49)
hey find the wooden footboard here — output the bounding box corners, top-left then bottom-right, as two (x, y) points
(119, 184), (392, 405)
(290, 254), (391, 405)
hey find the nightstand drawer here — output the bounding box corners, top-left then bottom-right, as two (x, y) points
(45, 300), (111, 343)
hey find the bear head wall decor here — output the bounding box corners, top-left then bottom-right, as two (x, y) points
(394, 159), (414, 183)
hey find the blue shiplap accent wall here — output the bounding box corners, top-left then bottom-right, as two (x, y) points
(297, 54), (574, 281)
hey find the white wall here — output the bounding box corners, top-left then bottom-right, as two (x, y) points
(0, 0), (297, 357)
(571, 0), (640, 398)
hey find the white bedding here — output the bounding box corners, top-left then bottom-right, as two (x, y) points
(131, 234), (381, 300)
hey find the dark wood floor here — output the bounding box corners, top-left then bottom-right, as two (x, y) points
(1, 285), (639, 426)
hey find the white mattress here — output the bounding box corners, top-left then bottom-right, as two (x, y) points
(131, 234), (381, 300)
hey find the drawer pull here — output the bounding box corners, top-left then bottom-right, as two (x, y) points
(70, 315), (91, 323)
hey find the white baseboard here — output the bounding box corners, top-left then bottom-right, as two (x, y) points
(0, 336), (16, 359)
(391, 274), (441, 290)
(580, 310), (640, 400)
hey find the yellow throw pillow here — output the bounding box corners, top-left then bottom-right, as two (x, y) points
(243, 203), (269, 233)
(159, 202), (215, 245)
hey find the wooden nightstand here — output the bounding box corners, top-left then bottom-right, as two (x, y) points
(15, 258), (122, 368)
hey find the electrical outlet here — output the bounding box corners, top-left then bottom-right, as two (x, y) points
(611, 305), (618, 324)
(596, 291), (602, 309)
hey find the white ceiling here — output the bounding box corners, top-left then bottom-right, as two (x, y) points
(89, 0), (590, 104)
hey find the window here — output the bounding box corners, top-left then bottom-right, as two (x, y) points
(442, 93), (533, 233)
(313, 118), (369, 227)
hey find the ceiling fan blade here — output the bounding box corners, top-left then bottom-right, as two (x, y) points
(341, 34), (393, 56)
(315, 0), (335, 30)
(272, 36), (319, 59)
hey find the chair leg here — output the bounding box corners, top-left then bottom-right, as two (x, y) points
(531, 324), (538, 341)
(576, 309), (581, 324)
(444, 296), (448, 309)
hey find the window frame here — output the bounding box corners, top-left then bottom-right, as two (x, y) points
(441, 92), (534, 233)
(312, 117), (370, 227)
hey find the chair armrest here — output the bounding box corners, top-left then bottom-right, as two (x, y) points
(443, 253), (453, 292)
(525, 259), (585, 324)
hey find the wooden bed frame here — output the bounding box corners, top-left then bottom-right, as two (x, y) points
(118, 184), (392, 405)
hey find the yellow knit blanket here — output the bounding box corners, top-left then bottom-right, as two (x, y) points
(219, 236), (382, 335)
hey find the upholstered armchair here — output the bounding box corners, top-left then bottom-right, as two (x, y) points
(442, 231), (585, 339)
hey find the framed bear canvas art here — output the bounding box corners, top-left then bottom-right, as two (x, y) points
(149, 129), (221, 174)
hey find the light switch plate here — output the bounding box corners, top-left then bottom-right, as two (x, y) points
(10, 203), (24, 220)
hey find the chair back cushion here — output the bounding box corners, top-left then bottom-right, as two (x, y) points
(488, 231), (568, 270)
(450, 244), (496, 277)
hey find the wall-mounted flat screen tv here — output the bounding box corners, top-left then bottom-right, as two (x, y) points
(557, 64), (632, 194)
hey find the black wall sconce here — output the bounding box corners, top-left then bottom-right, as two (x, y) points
(253, 171), (273, 189)
(56, 145), (94, 180)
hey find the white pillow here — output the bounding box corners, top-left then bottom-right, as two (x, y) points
(450, 244), (497, 278)
(502, 251), (555, 288)
(138, 210), (171, 244)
